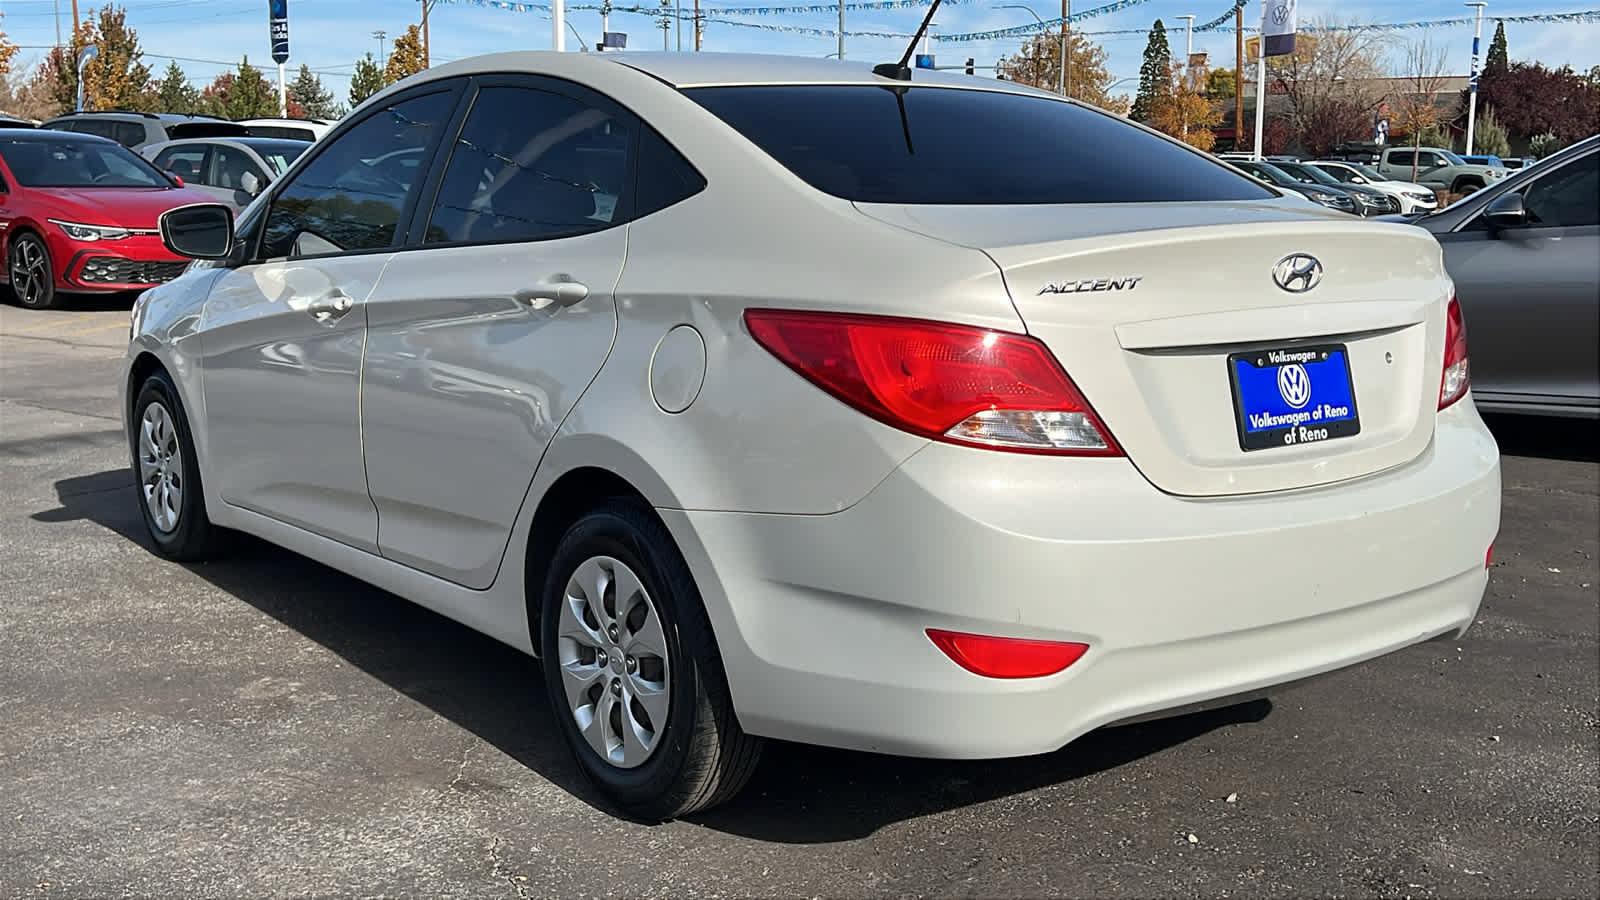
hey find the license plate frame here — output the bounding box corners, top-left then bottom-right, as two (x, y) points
(1227, 343), (1361, 452)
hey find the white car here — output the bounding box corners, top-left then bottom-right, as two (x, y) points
(236, 117), (333, 142)
(1309, 159), (1440, 214)
(122, 52), (1501, 819)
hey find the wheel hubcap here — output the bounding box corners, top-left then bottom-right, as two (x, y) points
(556, 555), (671, 769)
(137, 402), (183, 533)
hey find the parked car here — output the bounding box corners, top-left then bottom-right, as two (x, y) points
(141, 137), (312, 212)
(1229, 159), (1359, 213)
(0, 130), (219, 308)
(1387, 134), (1599, 418)
(1307, 159), (1440, 214)
(40, 110), (250, 151)
(125, 52), (1500, 819)
(1376, 146), (1510, 194)
(236, 117), (334, 142)
(1267, 160), (1401, 216)
(0, 116), (37, 129)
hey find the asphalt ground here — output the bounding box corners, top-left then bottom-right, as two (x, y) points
(2, 300), (1596, 898)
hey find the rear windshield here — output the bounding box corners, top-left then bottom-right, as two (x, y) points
(683, 85), (1275, 205)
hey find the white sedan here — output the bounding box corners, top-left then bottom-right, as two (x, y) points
(1309, 159), (1441, 214)
(122, 51), (1501, 819)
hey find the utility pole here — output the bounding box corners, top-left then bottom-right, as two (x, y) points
(676, 0), (682, 50)
(1235, 3), (1244, 153)
(1176, 14), (1193, 136)
(1060, 0), (1070, 99)
(838, 0), (844, 59)
(54, 0), (63, 47)
(554, 0), (566, 50)
(374, 30), (387, 69)
(1252, 0), (1266, 159)
(70, 0), (80, 41)
(1464, 1), (1487, 154)
(697, 0), (703, 51)
(422, 0), (434, 67)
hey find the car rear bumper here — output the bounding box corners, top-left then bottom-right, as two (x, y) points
(662, 398), (1501, 758)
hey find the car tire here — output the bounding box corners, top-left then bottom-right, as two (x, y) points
(540, 498), (762, 820)
(130, 370), (225, 561)
(8, 232), (58, 309)
(1453, 178), (1484, 195)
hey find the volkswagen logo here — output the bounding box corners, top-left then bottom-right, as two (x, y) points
(1272, 254), (1323, 293)
(1278, 363), (1313, 409)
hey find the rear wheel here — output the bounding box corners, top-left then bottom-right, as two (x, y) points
(1453, 177), (1484, 195)
(8, 233), (57, 309)
(540, 499), (761, 820)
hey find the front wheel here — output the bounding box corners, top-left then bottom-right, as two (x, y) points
(131, 370), (226, 561)
(540, 499), (761, 820)
(8, 233), (58, 309)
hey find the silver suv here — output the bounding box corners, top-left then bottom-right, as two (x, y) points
(39, 111), (249, 150)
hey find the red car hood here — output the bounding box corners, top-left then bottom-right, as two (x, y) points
(37, 187), (219, 230)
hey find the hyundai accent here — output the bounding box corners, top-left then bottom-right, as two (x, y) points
(122, 52), (1502, 819)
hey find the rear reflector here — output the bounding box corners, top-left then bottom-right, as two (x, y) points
(1439, 295), (1470, 410)
(926, 629), (1089, 679)
(744, 309), (1121, 455)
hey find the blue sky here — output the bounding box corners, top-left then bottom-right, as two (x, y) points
(2, 0), (1597, 103)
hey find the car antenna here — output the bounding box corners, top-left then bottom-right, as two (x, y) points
(873, 0), (943, 81)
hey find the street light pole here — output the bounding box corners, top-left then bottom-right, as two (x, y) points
(1464, 1), (1487, 154)
(374, 30), (387, 68)
(839, 0), (845, 59)
(1061, 0), (1070, 98)
(995, 4), (1060, 94)
(1175, 15), (1194, 135)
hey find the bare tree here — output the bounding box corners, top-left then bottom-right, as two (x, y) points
(1267, 16), (1391, 145)
(1393, 35), (1452, 182)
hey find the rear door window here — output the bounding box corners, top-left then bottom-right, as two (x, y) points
(683, 85), (1273, 204)
(153, 145), (210, 184)
(113, 121), (146, 147)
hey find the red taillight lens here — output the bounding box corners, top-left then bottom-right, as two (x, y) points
(744, 309), (1121, 455)
(927, 629), (1089, 679)
(1486, 542), (1494, 568)
(1439, 295), (1470, 410)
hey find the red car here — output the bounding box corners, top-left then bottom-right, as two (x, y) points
(0, 129), (219, 309)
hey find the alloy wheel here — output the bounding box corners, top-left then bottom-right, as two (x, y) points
(11, 239), (50, 307)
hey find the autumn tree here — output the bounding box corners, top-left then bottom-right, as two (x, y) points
(153, 59), (199, 114)
(0, 14), (19, 79)
(349, 52), (384, 107)
(384, 25), (427, 84)
(1130, 19), (1172, 122)
(1472, 107), (1511, 158)
(1299, 99), (1372, 158)
(1267, 18), (1390, 148)
(1394, 36), (1453, 181)
(80, 5), (154, 111)
(997, 30), (1121, 111)
(288, 64), (336, 119)
(1148, 59), (1221, 150)
(1478, 62), (1600, 144)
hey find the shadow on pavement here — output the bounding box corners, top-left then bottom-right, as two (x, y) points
(1482, 413), (1599, 463)
(39, 468), (1272, 841)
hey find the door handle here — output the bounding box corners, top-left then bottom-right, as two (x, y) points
(305, 291), (355, 322)
(516, 276), (590, 310)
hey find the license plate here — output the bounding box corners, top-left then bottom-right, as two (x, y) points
(1228, 344), (1360, 451)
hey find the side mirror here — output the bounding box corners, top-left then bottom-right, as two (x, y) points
(240, 171), (262, 196)
(160, 203), (235, 260)
(1485, 192), (1528, 229)
(166, 171), (184, 187)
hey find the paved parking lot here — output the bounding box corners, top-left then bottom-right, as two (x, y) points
(2, 301), (1596, 897)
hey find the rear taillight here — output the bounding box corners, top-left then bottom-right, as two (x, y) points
(927, 629), (1089, 679)
(744, 309), (1121, 455)
(1439, 295), (1470, 410)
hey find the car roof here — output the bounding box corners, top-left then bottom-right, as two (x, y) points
(0, 127), (117, 144)
(425, 50), (1055, 97)
(44, 110), (232, 124)
(149, 135), (308, 150)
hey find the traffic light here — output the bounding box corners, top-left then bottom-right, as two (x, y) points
(965, 57), (975, 76)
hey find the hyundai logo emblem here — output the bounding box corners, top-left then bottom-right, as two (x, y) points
(1277, 363), (1313, 409)
(1272, 254), (1323, 293)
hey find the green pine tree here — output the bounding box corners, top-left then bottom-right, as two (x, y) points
(153, 59), (199, 114)
(1483, 21), (1508, 79)
(223, 56), (279, 119)
(349, 52), (384, 107)
(287, 64), (336, 119)
(1131, 19), (1172, 123)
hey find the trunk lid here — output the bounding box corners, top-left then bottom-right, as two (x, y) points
(856, 200), (1451, 497)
